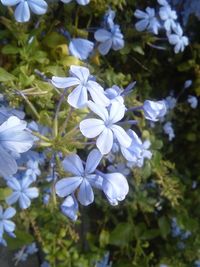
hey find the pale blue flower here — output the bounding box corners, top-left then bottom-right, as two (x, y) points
(1, 0), (48, 23)
(80, 101), (132, 154)
(25, 159), (41, 181)
(41, 261), (51, 267)
(96, 252), (112, 267)
(187, 95), (198, 109)
(165, 95), (177, 110)
(121, 130), (152, 167)
(60, 0), (90, 5)
(99, 172), (129, 206)
(168, 24), (189, 53)
(52, 65), (110, 108)
(55, 149), (102, 206)
(104, 85), (124, 106)
(61, 194), (78, 221)
(6, 176), (39, 209)
(143, 100), (167, 121)
(0, 206), (16, 244)
(0, 116), (34, 178)
(69, 38), (94, 60)
(104, 9), (115, 29)
(184, 80), (192, 89)
(94, 24), (124, 55)
(163, 121), (175, 141)
(14, 250), (28, 263)
(26, 242), (38, 255)
(134, 7), (161, 35)
(159, 2), (177, 31)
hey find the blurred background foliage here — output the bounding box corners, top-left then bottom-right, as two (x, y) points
(0, 0), (200, 266)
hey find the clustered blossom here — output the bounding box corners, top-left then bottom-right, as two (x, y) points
(134, 0), (189, 53)
(51, 64), (168, 220)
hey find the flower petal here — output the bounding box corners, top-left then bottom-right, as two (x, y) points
(51, 77), (80, 88)
(28, 0), (48, 15)
(70, 65), (90, 83)
(14, 1), (30, 22)
(85, 149), (102, 174)
(87, 101), (109, 121)
(87, 81), (110, 106)
(111, 125), (132, 148)
(96, 128), (113, 154)
(3, 207), (16, 219)
(3, 220), (15, 233)
(77, 179), (94, 206)
(109, 101), (125, 123)
(67, 85), (88, 108)
(55, 177), (82, 197)
(62, 154), (84, 175)
(80, 119), (105, 138)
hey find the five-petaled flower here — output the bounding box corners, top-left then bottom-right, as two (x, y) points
(52, 65), (110, 109)
(80, 101), (132, 154)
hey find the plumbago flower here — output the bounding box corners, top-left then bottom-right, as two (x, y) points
(69, 38), (94, 60)
(158, 0), (177, 31)
(143, 100), (167, 121)
(0, 206), (16, 246)
(56, 149), (129, 215)
(94, 10), (124, 55)
(121, 130), (152, 168)
(80, 101), (132, 154)
(1, 0), (48, 23)
(6, 176), (39, 209)
(167, 24), (189, 53)
(134, 7), (161, 35)
(60, 0), (90, 5)
(56, 149), (103, 206)
(52, 65), (110, 108)
(0, 116), (34, 178)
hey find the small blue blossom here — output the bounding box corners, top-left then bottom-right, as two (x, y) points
(14, 249), (28, 263)
(52, 65), (110, 108)
(26, 159), (41, 181)
(165, 95), (177, 110)
(60, 0), (90, 5)
(1, 0), (48, 23)
(6, 176), (39, 209)
(69, 38), (94, 60)
(0, 206), (16, 245)
(163, 121), (175, 141)
(80, 101), (132, 154)
(96, 252), (112, 267)
(187, 95), (198, 109)
(0, 116), (34, 178)
(94, 24), (124, 55)
(61, 194), (79, 221)
(26, 242), (38, 255)
(158, 1), (177, 31)
(134, 7), (161, 35)
(168, 23), (189, 53)
(143, 100), (167, 121)
(56, 149), (102, 206)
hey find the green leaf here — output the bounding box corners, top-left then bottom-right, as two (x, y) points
(158, 216), (170, 239)
(0, 67), (16, 82)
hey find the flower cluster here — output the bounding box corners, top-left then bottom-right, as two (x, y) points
(134, 0), (189, 53)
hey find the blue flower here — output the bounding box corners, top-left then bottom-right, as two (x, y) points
(0, 206), (16, 245)
(187, 95), (198, 109)
(99, 172), (129, 206)
(167, 24), (189, 53)
(0, 116), (34, 178)
(61, 194), (79, 221)
(143, 100), (167, 121)
(80, 101), (132, 154)
(121, 130), (152, 167)
(25, 159), (41, 181)
(158, 1), (177, 31)
(55, 149), (102, 206)
(69, 38), (94, 60)
(26, 242), (38, 255)
(134, 7), (161, 35)
(52, 65), (110, 108)
(6, 176), (39, 209)
(60, 0), (90, 5)
(1, 0), (48, 23)
(163, 121), (175, 141)
(94, 24), (124, 55)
